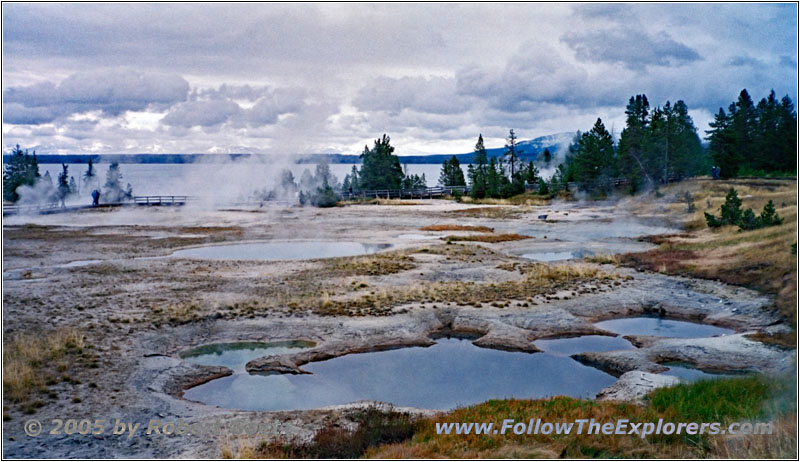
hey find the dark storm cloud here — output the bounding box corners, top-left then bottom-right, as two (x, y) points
(561, 29), (702, 70)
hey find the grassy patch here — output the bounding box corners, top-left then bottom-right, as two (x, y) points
(618, 178), (797, 323)
(235, 408), (418, 459)
(3, 329), (93, 413)
(366, 374), (796, 459)
(420, 224), (494, 233)
(443, 233), (531, 243)
(448, 207), (523, 219)
(461, 192), (552, 206)
(323, 252), (417, 276)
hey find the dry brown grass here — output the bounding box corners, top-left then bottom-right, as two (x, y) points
(364, 198), (423, 206)
(324, 252), (417, 276)
(420, 224), (494, 233)
(461, 193), (551, 206)
(448, 207), (523, 219)
(583, 254), (620, 265)
(3, 329), (86, 404)
(708, 412), (797, 459)
(443, 233), (531, 243)
(618, 178), (797, 323)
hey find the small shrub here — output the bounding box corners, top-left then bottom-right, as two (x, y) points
(720, 188), (743, 225)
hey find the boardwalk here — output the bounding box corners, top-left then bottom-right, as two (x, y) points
(3, 195), (189, 216)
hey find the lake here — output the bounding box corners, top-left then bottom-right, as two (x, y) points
(34, 162), (446, 203)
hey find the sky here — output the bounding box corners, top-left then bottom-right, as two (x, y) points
(2, 3), (797, 156)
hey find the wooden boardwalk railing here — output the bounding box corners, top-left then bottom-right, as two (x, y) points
(3, 195), (190, 216)
(339, 185), (469, 200)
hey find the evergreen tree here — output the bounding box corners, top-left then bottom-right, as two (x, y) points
(438, 156), (466, 187)
(542, 148), (552, 164)
(69, 176), (78, 196)
(486, 157), (501, 198)
(468, 134), (489, 199)
(706, 107), (738, 178)
(359, 134), (404, 190)
(57, 163), (71, 206)
(504, 129), (520, 179)
(2, 145), (40, 202)
(569, 118), (616, 190)
(103, 162), (128, 202)
(617, 94), (653, 188)
(707, 89), (796, 177)
(759, 200), (783, 226)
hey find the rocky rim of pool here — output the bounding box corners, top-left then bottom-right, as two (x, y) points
(146, 271), (793, 412)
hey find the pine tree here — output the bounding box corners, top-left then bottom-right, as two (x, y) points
(618, 95), (653, 188)
(103, 162), (127, 202)
(469, 134), (489, 199)
(570, 118), (616, 190)
(359, 134), (404, 190)
(438, 156), (465, 187)
(504, 129), (519, 179)
(57, 163), (71, 207)
(706, 107), (737, 178)
(542, 148), (552, 164)
(2, 145), (40, 202)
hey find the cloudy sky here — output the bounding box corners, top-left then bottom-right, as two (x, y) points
(2, 3), (797, 156)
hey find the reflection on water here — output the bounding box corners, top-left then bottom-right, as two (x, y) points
(660, 363), (743, 382)
(534, 335), (634, 356)
(594, 316), (734, 338)
(171, 241), (391, 260)
(183, 337), (616, 411)
(181, 341), (315, 372)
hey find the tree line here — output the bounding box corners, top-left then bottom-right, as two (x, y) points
(557, 89), (795, 193)
(706, 89), (796, 178)
(3, 145), (133, 205)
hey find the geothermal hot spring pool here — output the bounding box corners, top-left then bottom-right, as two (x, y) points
(594, 316), (734, 338)
(170, 241), (391, 260)
(182, 337), (618, 411)
(181, 317), (738, 411)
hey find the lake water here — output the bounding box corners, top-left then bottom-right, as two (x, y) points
(170, 241), (391, 261)
(182, 337), (617, 411)
(35, 162), (445, 202)
(594, 316), (734, 338)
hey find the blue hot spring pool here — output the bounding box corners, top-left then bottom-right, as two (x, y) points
(180, 341), (316, 371)
(594, 316), (734, 338)
(182, 337), (617, 411)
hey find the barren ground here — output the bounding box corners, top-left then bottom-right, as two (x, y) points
(2, 193), (794, 458)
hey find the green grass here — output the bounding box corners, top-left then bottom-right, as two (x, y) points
(648, 375), (768, 421)
(362, 374), (796, 458)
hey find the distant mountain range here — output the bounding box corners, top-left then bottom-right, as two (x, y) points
(3, 132), (575, 165)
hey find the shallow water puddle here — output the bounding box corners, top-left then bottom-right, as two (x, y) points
(519, 221), (679, 242)
(181, 341), (315, 371)
(660, 362), (744, 382)
(183, 337), (616, 411)
(534, 335), (634, 356)
(521, 250), (594, 262)
(594, 316), (734, 338)
(171, 241), (391, 261)
(396, 233), (443, 240)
